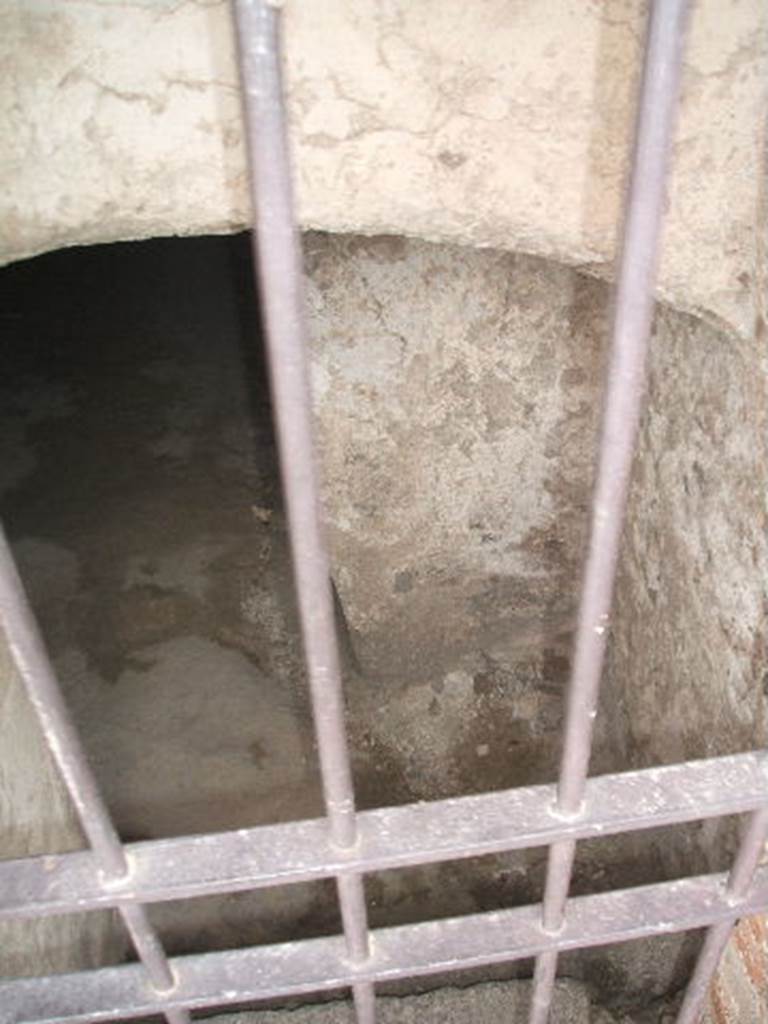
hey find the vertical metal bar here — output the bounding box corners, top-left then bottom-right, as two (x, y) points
(0, 527), (190, 1024)
(231, 2), (374, 1020)
(675, 807), (768, 1024)
(725, 808), (768, 898)
(528, 3), (690, 1021)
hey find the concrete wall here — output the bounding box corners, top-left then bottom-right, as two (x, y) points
(306, 233), (603, 680)
(1, 0), (766, 338)
(0, 626), (121, 978)
(607, 303), (767, 778)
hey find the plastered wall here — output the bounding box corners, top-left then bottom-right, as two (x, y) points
(1, 0), (766, 338)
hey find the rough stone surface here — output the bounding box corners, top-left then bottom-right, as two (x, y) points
(605, 303), (767, 780)
(602, 269), (768, 1024)
(306, 233), (602, 682)
(1, 0), (766, 336)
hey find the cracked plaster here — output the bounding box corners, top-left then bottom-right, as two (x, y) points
(1, 0), (766, 336)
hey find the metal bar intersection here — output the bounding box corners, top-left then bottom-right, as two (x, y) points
(0, 752), (766, 923)
(2, 867), (768, 1023)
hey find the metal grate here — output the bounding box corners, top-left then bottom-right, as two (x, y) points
(1, 1), (766, 1022)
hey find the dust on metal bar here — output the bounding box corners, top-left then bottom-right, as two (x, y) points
(530, 3), (691, 1021)
(1, 750), (766, 922)
(0, 527), (190, 1024)
(231, 1), (373, 1019)
(675, 806), (768, 1024)
(2, 866), (767, 1024)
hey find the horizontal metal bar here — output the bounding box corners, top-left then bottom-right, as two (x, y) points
(3, 866), (767, 1023)
(1, 751), (766, 922)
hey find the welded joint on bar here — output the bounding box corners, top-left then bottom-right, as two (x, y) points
(329, 841), (365, 861)
(98, 862), (134, 890)
(547, 797), (586, 822)
(538, 918), (567, 939)
(341, 940), (379, 973)
(327, 814), (363, 856)
(146, 970), (180, 997)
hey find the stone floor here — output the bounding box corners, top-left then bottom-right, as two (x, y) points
(0, 235), (702, 1018)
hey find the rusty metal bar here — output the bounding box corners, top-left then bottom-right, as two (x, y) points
(675, 806), (768, 1024)
(530, 3), (691, 1021)
(2, 866), (767, 1023)
(2, 751), (765, 923)
(0, 528), (190, 1024)
(231, 1), (373, 1019)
